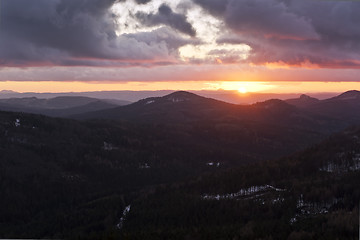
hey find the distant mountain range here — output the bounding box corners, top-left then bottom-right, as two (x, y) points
(0, 89), (338, 104)
(0, 96), (130, 118)
(75, 90), (352, 132)
(1, 90), (359, 136)
(2, 90), (358, 149)
(70, 90), (360, 167)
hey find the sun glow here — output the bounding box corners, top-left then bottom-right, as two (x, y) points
(238, 87), (247, 94)
(205, 82), (276, 93)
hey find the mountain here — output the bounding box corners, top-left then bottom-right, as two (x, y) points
(0, 96), (126, 109)
(40, 100), (120, 117)
(285, 94), (320, 108)
(75, 91), (240, 123)
(71, 91), (355, 169)
(0, 90), (17, 94)
(0, 96), (128, 117)
(76, 92), (335, 126)
(286, 90), (360, 124)
(0, 90), (173, 102)
(0, 89), (338, 104)
(331, 90), (360, 101)
(315, 90), (360, 122)
(121, 126), (360, 239)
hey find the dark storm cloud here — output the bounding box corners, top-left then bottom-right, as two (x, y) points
(192, 0), (230, 16)
(136, 4), (196, 37)
(194, 0), (360, 68)
(134, 0), (152, 4)
(0, 0), (193, 66)
(193, 0), (318, 40)
(225, 0), (319, 40)
(1, 0), (119, 58)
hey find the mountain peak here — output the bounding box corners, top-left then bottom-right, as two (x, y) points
(163, 91), (202, 103)
(165, 91), (199, 98)
(300, 94), (312, 99)
(285, 94), (319, 108)
(136, 91), (205, 106)
(335, 90), (360, 100)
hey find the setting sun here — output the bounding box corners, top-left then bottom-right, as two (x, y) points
(238, 87), (247, 94)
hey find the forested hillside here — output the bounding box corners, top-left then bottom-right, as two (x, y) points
(0, 108), (330, 239)
(0, 91), (359, 239)
(121, 126), (360, 239)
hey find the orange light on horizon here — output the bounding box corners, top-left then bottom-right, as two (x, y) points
(238, 87), (248, 94)
(1, 80), (360, 94)
(205, 81), (276, 93)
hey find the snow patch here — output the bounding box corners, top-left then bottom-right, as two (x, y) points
(139, 163), (151, 169)
(319, 152), (360, 172)
(167, 97), (188, 103)
(290, 217), (297, 224)
(290, 194), (341, 224)
(117, 205), (131, 230)
(15, 119), (20, 127)
(103, 142), (118, 151)
(272, 197), (285, 204)
(145, 100), (155, 105)
(206, 162), (220, 167)
(202, 185), (286, 201)
(350, 154), (360, 170)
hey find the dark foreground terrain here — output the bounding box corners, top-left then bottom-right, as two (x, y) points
(122, 126), (360, 239)
(0, 91), (359, 239)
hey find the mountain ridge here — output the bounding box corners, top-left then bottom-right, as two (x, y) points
(74, 91), (344, 135)
(0, 96), (129, 118)
(285, 89), (360, 123)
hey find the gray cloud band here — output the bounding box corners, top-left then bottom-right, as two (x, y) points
(0, 0), (196, 66)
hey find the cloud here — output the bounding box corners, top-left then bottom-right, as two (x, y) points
(2, 62), (360, 84)
(2, 0), (360, 70)
(195, 0), (319, 40)
(0, 0), (195, 67)
(193, 0), (360, 68)
(192, 0), (230, 16)
(136, 4), (196, 37)
(225, 0), (319, 40)
(134, 0), (152, 4)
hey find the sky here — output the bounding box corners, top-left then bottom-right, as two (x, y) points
(1, 0), (360, 93)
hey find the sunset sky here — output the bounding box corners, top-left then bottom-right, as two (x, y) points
(1, 0), (360, 93)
